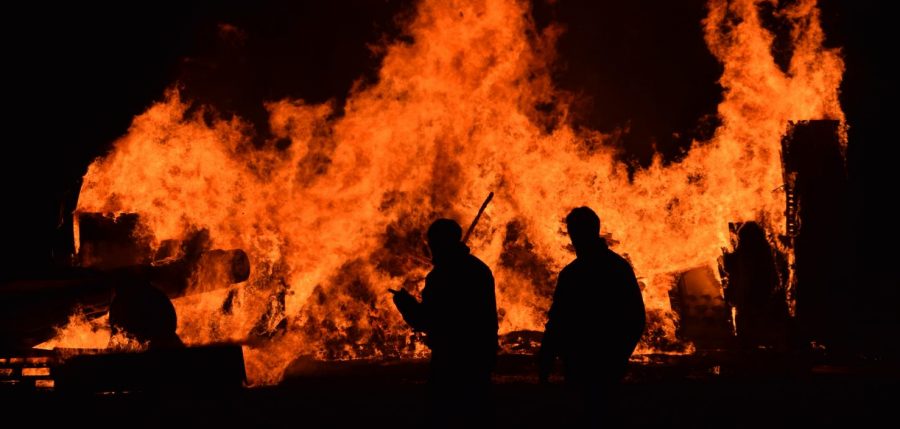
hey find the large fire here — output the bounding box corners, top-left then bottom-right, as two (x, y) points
(51, 0), (844, 384)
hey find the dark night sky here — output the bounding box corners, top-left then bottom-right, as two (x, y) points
(1, 1), (891, 289)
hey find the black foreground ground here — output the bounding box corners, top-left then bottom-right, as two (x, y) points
(3, 350), (896, 427)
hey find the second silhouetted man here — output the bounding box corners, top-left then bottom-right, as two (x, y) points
(539, 206), (646, 422)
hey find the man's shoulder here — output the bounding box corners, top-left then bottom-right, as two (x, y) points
(559, 259), (580, 279)
(604, 248), (634, 269)
(465, 253), (493, 275)
(564, 250), (634, 276)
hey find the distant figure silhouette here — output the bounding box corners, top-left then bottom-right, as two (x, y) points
(539, 207), (645, 423)
(392, 218), (498, 425)
(723, 222), (791, 349)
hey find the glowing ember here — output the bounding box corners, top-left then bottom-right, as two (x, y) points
(21, 367), (51, 377)
(48, 0), (842, 385)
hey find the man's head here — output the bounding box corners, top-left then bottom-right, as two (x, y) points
(427, 218), (463, 262)
(565, 206), (601, 255)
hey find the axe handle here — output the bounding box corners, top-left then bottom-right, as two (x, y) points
(462, 192), (494, 244)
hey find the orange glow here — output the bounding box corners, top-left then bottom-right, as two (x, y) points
(21, 367), (51, 377)
(46, 0), (843, 385)
(35, 312), (111, 350)
(35, 380), (55, 389)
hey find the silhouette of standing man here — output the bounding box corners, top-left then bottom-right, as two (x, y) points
(392, 218), (498, 425)
(539, 207), (645, 423)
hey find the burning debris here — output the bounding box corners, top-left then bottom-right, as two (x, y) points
(0, 212), (250, 350)
(669, 265), (733, 350)
(0, 211), (251, 392)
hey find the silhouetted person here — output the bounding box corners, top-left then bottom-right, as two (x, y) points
(539, 207), (645, 425)
(109, 278), (184, 349)
(392, 218), (498, 426)
(723, 222), (791, 349)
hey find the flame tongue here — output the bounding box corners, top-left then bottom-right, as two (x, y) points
(65, 0), (845, 384)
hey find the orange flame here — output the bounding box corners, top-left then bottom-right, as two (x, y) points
(54, 0), (844, 384)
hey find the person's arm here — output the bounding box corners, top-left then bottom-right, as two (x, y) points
(392, 289), (428, 331)
(480, 266), (500, 368)
(538, 271), (566, 383)
(622, 261), (646, 345)
(486, 268), (499, 335)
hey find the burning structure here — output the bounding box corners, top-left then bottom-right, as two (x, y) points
(3, 0), (883, 403)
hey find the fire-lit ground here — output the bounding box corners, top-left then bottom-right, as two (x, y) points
(5, 352), (895, 427)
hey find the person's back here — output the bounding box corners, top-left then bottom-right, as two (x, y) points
(548, 241), (645, 384)
(539, 207), (645, 424)
(420, 250), (498, 383)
